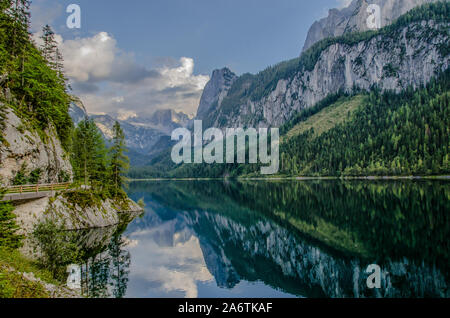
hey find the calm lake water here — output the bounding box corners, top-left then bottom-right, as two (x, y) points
(66, 180), (449, 298)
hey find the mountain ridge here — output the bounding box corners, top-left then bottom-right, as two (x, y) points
(69, 103), (190, 165)
(302, 0), (440, 52)
(198, 3), (449, 129)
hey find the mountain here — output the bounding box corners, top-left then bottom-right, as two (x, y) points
(302, 0), (440, 53)
(69, 103), (190, 165)
(196, 67), (238, 123)
(68, 99), (88, 126)
(139, 2), (450, 178)
(126, 109), (191, 135)
(200, 3), (449, 129)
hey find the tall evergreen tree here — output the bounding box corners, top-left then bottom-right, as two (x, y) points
(39, 24), (65, 83)
(0, 191), (23, 249)
(9, 0), (30, 86)
(109, 121), (129, 195)
(71, 118), (108, 188)
(40, 25), (57, 64)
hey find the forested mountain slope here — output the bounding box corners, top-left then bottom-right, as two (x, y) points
(0, 2), (73, 186)
(201, 3), (449, 129)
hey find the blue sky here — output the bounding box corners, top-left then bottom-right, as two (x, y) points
(30, 0), (352, 117)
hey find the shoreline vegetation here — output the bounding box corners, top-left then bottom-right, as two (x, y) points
(0, 2), (141, 298)
(128, 175), (450, 182)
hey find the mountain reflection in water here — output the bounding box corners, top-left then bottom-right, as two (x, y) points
(63, 180), (450, 298)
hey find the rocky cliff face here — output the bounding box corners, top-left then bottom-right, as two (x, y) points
(0, 106), (72, 186)
(302, 0), (440, 52)
(196, 67), (238, 121)
(137, 109), (191, 134)
(206, 19), (449, 128)
(68, 100), (88, 127)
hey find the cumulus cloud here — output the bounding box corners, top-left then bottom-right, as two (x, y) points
(62, 32), (116, 82)
(38, 30), (209, 116)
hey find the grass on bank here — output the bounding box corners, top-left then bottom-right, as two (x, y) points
(0, 248), (59, 298)
(283, 95), (365, 141)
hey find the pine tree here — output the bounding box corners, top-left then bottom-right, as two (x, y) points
(71, 118), (108, 188)
(40, 24), (66, 85)
(40, 25), (57, 64)
(9, 0), (31, 87)
(109, 121), (129, 195)
(0, 191), (23, 249)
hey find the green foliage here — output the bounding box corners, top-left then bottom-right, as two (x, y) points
(12, 162), (28, 185)
(137, 198), (146, 209)
(0, 205), (22, 249)
(57, 170), (70, 183)
(70, 119), (131, 200)
(215, 2), (450, 119)
(139, 70), (450, 178)
(279, 71), (450, 176)
(280, 90), (355, 135)
(109, 121), (129, 196)
(0, 263), (48, 298)
(0, 2), (73, 150)
(283, 95), (365, 140)
(40, 24), (64, 79)
(71, 118), (109, 189)
(383, 63), (399, 78)
(0, 246), (59, 286)
(0, 191), (23, 250)
(31, 220), (83, 280)
(129, 180), (450, 270)
(11, 163), (41, 185)
(62, 189), (109, 210)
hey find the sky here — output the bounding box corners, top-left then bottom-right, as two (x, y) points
(30, 0), (353, 117)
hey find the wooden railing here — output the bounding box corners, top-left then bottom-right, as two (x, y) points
(5, 182), (71, 194)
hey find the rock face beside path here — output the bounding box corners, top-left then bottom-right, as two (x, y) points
(0, 107), (73, 187)
(13, 194), (143, 235)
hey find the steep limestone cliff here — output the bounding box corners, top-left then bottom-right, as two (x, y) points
(0, 105), (73, 186)
(196, 67), (238, 122)
(302, 0), (440, 52)
(205, 17), (449, 128)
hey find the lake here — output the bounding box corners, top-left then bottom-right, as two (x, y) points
(64, 180), (449, 298)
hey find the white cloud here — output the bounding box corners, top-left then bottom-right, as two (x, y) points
(117, 109), (137, 121)
(113, 96), (125, 104)
(30, 0), (209, 116)
(37, 30), (210, 116)
(337, 0), (354, 9)
(126, 222), (214, 298)
(62, 32), (117, 82)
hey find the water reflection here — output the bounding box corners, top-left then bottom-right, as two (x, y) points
(37, 180), (449, 298)
(125, 180), (449, 298)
